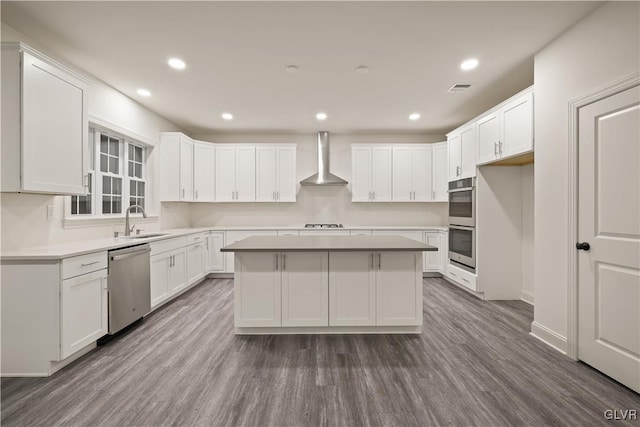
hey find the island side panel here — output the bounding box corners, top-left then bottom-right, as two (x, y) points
(375, 251), (423, 326)
(234, 252), (281, 327)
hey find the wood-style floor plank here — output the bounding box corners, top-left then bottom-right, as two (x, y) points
(2, 278), (638, 426)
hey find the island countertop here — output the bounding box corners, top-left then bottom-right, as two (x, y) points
(221, 235), (435, 252)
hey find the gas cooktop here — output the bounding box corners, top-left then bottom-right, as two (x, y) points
(304, 223), (345, 228)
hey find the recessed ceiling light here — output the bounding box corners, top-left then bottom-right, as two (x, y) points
(355, 66), (369, 74)
(285, 65), (299, 73)
(168, 58), (186, 70)
(222, 113), (233, 120)
(137, 88), (151, 97)
(316, 112), (327, 121)
(460, 58), (479, 71)
(409, 113), (421, 121)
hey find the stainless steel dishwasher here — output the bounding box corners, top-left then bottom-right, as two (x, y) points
(107, 244), (151, 334)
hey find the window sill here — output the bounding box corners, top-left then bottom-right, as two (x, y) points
(63, 214), (159, 229)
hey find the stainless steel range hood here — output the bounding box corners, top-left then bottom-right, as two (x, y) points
(300, 131), (348, 186)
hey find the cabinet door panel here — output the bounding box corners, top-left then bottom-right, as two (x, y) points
(256, 146), (276, 201)
(501, 91), (533, 158)
(438, 232), (448, 274)
(215, 146), (236, 201)
(281, 252), (328, 327)
(235, 146), (256, 201)
(460, 125), (476, 179)
(187, 243), (205, 285)
(22, 52), (87, 194)
(448, 133), (461, 181)
(392, 146), (412, 201)
(179, 138), (194, 201)
(371, 146), (392, 201)
(329, 252), (376, 326)
(351, 146), (372, 202)
(432, 142), (448, 201)
(235, 253), (281, 327)
(423, 232), (439, 272)
(477, 113), (500, 165)
(168, 249), (187, 294)
(376, 252), (422, 326)
(411, 146), (432, 201)
(207, 232), (225, 272)
(193, 142), (215, 202)
(150, 254), (170, 308)
(276, 146), (297, 202)
(61, 269), (107, 358)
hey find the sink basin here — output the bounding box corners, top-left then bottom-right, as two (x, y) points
(128, 233), (168, 239)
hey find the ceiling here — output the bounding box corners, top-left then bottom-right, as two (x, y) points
(1, 1), (601, 135)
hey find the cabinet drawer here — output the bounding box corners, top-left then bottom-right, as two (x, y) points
(447, 263), (477, 291)
(150, 236), (188, 257)
(62, 251), (108, 279)
(187, 233), (207, 246)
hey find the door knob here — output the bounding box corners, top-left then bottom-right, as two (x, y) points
(576, 242), (590, 251)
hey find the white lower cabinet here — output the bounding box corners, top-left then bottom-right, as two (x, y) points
(234, 252), (282, 327)
(206, 232), (225, 272)
(375, 252), (422, 326)
(423, 231), (439, 272)
(150, 246), (187, 309)
(329, 252), (376, 326)
(186, 234), (206, 285)
(438, 231), (448, 274)
(281, 252), (329, 327)
(61, 269), (108, 359)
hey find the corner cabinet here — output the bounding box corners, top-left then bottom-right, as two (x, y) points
(431, 142), (448, 201)
(159, 133), (194, 201)
(256, 145), (297, 202)
(448, 124), (476, 181)
(1, 42), (89, 195)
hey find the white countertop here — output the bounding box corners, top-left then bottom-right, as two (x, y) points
(222, 235), (435, 252)
(0, 225), (447, 260)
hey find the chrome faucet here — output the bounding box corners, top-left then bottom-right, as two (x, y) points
(124, 205), (147, 236)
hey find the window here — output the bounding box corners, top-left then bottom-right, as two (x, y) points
(70, 128), (147, 217)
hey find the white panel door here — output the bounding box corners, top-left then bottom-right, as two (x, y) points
(329, 252), (376, 326)
(186, 242), (205, 285)
(578, 84), (640, 393)
(281, 252), (329, 327)
(423, 232), (439, 272)
(256, 145), (276, 201)
(150, 254), (170, 308)
(235, 146), (256, 201)
(193, 142), (215, 202)
(448, 132), (461, 181)
(206, 232), (225, 272)
(459, 124), (476, 179)
(351, 145), (372, 201)
(22, 52), (87, 194)
(432, 142), (448, 201)
(215, 145), (236, 201)
(235, 252), (281, 327)
(438, 231), (448, 274)
(179, 138), (193, 201)
(61, 269), (107, 358)
(168, 248), (187, 294)
(371, 146), (392, 201)
(501, 90), (533, 158)
(476, 113), (500, 165)
(276, 145), (297, 202)
(392, 146), (412, 201)
(411, 145), (432, 201)
(376, 252), (422, 326)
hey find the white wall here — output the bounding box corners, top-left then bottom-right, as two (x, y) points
(521, 163), (534, 304)
(1, 23), (188, 251)
(533, 2), (639, 348)
(190, 132), (449, 227)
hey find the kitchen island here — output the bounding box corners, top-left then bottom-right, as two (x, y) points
(221, 235), (435, 334)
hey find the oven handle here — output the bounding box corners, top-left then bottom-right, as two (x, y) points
(448, 187), (474, 193)
(448, 225), (475, 231)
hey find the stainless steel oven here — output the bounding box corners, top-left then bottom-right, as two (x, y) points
(449, 225), (476, 270)
(448, 178), (475, 227)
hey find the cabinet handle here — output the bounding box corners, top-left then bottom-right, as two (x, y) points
(369, 253), (374, 269)
(273, 191), (275, 200)
(84, 174), (90, 191)
(450, 271), (457, 277)
(195, 190), (199, 200)
(432, 191), (435, 200)
(499, 141), (503, 155)
(81, 261), (99, 267)
(277, 191), (279, 200)
(457, 166), (461, 176)
(282, 254), (285, 271)
(494, 142), (498, 156)
(182, 189), (185, 198)
(462, 278), (469, 283)
(275, 254), (279, 271)
(377, 254), (381, 269)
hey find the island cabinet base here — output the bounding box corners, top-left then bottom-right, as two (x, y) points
(233, 250), (423, 334)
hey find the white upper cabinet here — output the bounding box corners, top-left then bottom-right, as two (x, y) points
(476, 88), (534, 166)
(215, 145), (256, 202)
(431, 142), (448, 201)
(193, 141), (215, 202)
(1, 43), (89, 195)
(460, 125), (476, 179)
(160, 133), (194, 201)
(256, 145), (297, 202)
(392, 145), (432, 201)
(351, 145), (392, 202)
(447, 132), (462, 181)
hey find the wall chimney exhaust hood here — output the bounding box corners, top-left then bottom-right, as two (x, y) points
(300, 131), (348, 186)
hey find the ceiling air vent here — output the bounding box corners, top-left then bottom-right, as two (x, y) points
(448, 83), (472, 93)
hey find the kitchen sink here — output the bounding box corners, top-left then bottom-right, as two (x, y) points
(127, 233), (168, 239)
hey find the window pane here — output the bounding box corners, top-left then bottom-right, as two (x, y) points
(100, 134), (108, 154)
(130, 198), (137, 212)
(109, 157), (118, 174)
(71, 198), (78, 214)
(134, 163), (142, 178)
(113, 178), (122, 195)
(102, 176), (111, 193)
(128, 162), (134, 177)
(138, 181), (145, 196)
(130, 180), (136, 196)
(78, 196), (91, 214)
(135, 146), (142, 162)
(128, 144), (134, 161)
(100, 154), (108, 173)
(102, 196), (111, 214)
(110, 138), (119, 156)
(113, 196), (121, 214)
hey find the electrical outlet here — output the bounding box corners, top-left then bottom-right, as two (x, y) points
(47, 205), (55, 219)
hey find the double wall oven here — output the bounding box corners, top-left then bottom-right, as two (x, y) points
(448, 178), (476, 271)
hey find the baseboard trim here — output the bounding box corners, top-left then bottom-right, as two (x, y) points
(521, 290), (534, 305)
(530, 321), (567, 355)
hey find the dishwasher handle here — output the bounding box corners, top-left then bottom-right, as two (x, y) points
(110, 247), (151, 262)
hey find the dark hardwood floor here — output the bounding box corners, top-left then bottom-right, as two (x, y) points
(2, 278), (638, 426)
